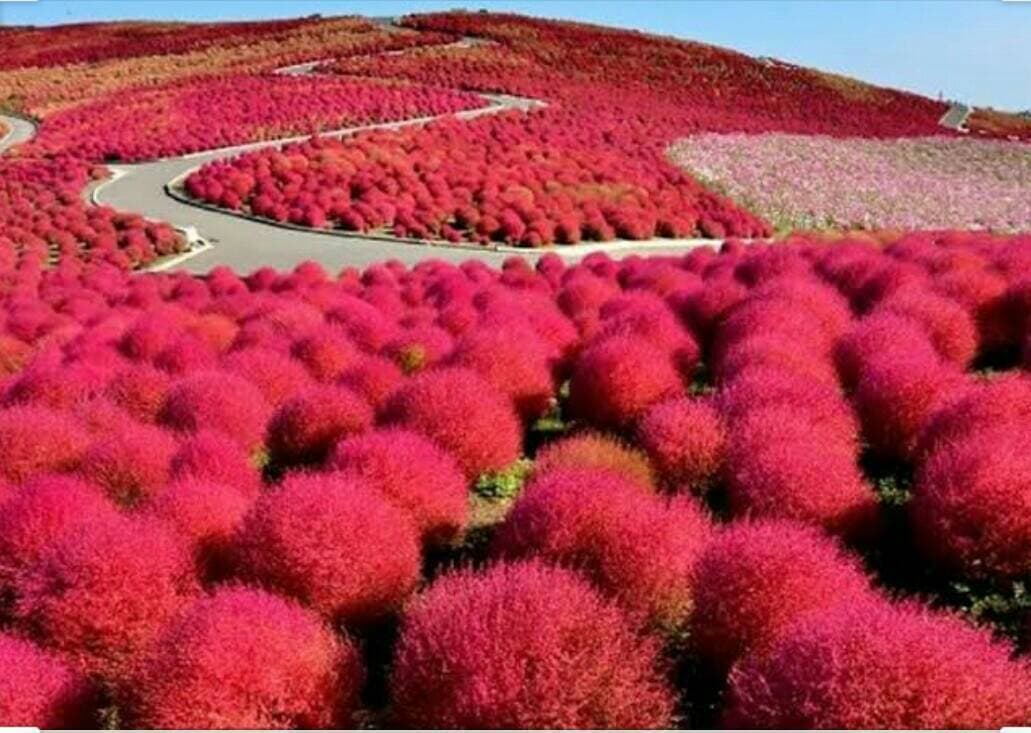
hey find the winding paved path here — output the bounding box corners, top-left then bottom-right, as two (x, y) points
(1, 42), (719, 275)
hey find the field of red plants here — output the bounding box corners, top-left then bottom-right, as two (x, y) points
(19, 75), (481, 162)
(0, 18), (455, 116)
(185, 12), (1030, 246)
(2, 229), (1031, 728)
(0, 157), (186, 269)
(0, 17), (322, 71)
(2, 8), (1031, 730)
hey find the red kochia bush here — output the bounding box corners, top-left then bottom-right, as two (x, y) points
(169, 430), (261, 499)
(337, 354), (404, 408)
(266, 385), (372, 466)
(3, 362), (109, 410)
(380, 366), (522, 479)
(724, 601), (1031, 729)
(690, 519), (873, 669)
(568, 334), (684, 430)
(76, 422), (176, 507)
(291, 331), (360, 382)
(834, 311), (940, 389)
(0, 633), (95, 728)
(13, 515), (197, 684)
(854, 354), (967, 460)
(103, 364), (171, 423)
(0, 476), (117, 590)
(714, 366), (859, 448)
(532, 431), (656, 491)
(878, 289), (978, 366)
(389, 560), (675, 729)
(636, 397), (725, 492)
(160, 370), (271, 451)
(915, 372), (1031, 459)
(232, 472), (420, 626)
(221, 347), (312, 407)
(0, 407), (89, 484)
(597, 293), (697, 358)
(444, 322), (555, 420)
(129, 586), (363, 730)
(911, 423), (1031, 579)
(723, 405), (876, 537)
(328, 428), (468, 545)
(494, 469), (711, 629)
(143, 480), (252, 576)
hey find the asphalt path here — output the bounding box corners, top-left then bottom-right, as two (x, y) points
(0, 114), (37, 153)
(1, 41), (721, 275)
(82, 90), (718, 274)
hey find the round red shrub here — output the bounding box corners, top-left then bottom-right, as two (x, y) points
(713, 334), (840, 386)
(878, 290), (978, 367)
(266, 385), (372, 467)
(153, 334), (218, 374)
(597, 293), (696, 356)
(750, 275), (853, 339)
(143, 480), (252, 576)
(0, 335), (32, 378)
(723, 600), (1031, 729)
(221, 347), (312, 407)
(291, 330), (360, 382)
(0, 406), (89, 484)
(677, 276), (749, 345)
(169, 430), (261, 499)
(185, 313), (238, 354)
(636, 397), (725, 492)
(911, 423), (1031, 579)
(118, 310), (187, 362)
(723, 405), (876, 536)
(389, 560), (675, 729)
(532, 431), (656, 491)
(935, 267), (1010, 351)
(328, 428), (468, 545)
(715, 366), (858, 447)
(0, 633), (95, 728)
(383, 324), (454, 374)
(337, 354), (403, 409)
(3, 362), (109, 410)
(233, 472), (420, 625)
(103, 364), (171, 423)
(129, 586), (363, 729)
(381, 366), (522, 479)
(444, 323), (555, 420)
(494, 469), (711, 630)
(854, 355), (968, 460)
(915, 372), (1031, 459)
(568, 334), (683, 431)
(690, 519), (873, 669)
(160, 370), (271, 451)
(834, 311), (940, 389)
(13, 515), (197, 684)
(0, 475), (117, 591)
(76, 422), (175, 507)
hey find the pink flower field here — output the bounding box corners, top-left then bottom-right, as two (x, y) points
(670, 134), (1031, 233)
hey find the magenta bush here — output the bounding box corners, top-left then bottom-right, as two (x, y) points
(389, 560), (676, 728)
(128, 586), (363, 729)
(232, 471), (420, 625)
(724, 600), (1031, 728)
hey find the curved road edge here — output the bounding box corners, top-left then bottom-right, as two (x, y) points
(4, 94), (722, 275)
(0, 114), (38, 153)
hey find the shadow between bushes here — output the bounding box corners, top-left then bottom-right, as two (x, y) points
(857, 450), (1031, 652)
